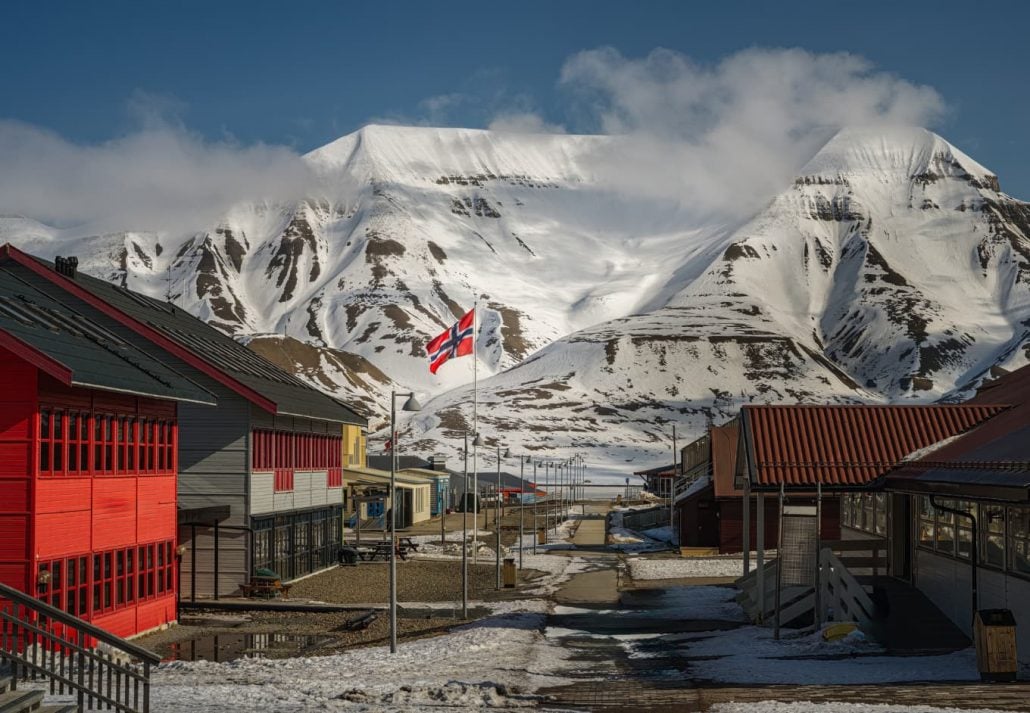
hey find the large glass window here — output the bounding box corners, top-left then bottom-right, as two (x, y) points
(982, 505), (1006, 568)
(1009, 508), (1030, 576)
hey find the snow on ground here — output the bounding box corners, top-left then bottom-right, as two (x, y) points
(149, 612), (577, 712)
(623, 623), (981, 684)
(606, 526), (668, 553)
(627, 556), (755, 580)
(711, 702), (1014, 713)
(554, 584), (748, 623)
(640, 525), (674, 543)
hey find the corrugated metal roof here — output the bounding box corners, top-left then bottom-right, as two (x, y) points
(885, 367), (1030, 501)
(10, 250), (364, 425)
(0, 265), (215, 405)
(743, 404), (1007, 488)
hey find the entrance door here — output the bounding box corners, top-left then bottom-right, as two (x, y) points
(889, 494), (911, 580)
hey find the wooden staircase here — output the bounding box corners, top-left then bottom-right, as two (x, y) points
(0, 674), (78, 713)
(0, 582), (160, 713)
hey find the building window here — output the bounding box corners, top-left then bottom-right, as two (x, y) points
(918, 496), (935, 549)
(1009, 507), (1030, 577)
(981, 504), (1006, 568)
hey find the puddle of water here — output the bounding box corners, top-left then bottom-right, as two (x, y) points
(163, 633), (329, 662)
(397, 606), (490, 619)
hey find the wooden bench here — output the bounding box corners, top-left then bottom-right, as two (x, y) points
(240, 579), (292, 600)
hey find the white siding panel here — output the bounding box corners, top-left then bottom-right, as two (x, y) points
(293, 472), (313, 510)
(915, 549), (1030, 665)
(327, 487), (343, 506)
(250, 471), (275, 515)
(309, 470), (328, 507)
(272, 490), (295, 512)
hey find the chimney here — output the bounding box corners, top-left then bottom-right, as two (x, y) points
(429, 455), (448, 472)
(55, 256), (78, 279)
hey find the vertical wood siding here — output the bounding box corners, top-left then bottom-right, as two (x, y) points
(0, 352), (35, 594)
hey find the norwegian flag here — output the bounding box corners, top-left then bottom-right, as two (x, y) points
(426, 308), (475, 374)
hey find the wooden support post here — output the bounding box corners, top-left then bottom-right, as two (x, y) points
(774, 484), (784, 640)
(756, 491), (765, 624)
(815, 482), (823, 628)
(742, 479), (751, 577)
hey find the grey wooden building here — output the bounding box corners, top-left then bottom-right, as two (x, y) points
(5, 246), (366, 599)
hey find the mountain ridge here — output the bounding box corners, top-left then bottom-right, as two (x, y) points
(2, 123), (1027, 474)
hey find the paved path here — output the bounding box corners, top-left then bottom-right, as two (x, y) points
(571, 505), (609, 547)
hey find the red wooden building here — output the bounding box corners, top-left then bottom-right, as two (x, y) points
(676, 404), (1004, 554)
(0, 256), (215, 637)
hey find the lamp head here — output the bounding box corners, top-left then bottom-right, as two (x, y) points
(402, 394), (422, 412)
(502, 448), (510, 458)
(472, 433), (484, 447)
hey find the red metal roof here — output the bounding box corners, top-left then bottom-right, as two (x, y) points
(885, 364), (1030, 499)
(742, 404), (1007, 488)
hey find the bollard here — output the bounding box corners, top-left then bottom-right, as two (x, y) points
(503, 558), (517, 588)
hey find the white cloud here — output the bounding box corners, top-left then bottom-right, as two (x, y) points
(552, 47), (946, 218)
(0, 120), (315, 234)
(487, 112), (566, 134)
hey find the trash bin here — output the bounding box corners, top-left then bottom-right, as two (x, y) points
(503, 558), (517, 588)
(537, 528), (547, 545)
(975, 609), (1018, 682)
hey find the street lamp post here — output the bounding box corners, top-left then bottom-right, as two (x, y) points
(389, 390), (422, 654)
(518, 455), (529, 569)
(532, 460), (539, 554)
(461, 431), (483, 619)
(495, 445), (509, 590)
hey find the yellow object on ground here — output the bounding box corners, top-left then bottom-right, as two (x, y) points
(822, 622), (858, 641)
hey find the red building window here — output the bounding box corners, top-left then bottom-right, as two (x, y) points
(41, 540), (175, 621)
(253, 429), (342, 490)
(38, 407), (176, 477)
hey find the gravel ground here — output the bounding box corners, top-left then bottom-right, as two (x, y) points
(135, 558), (550, 661)
(288, 558), (543, 603)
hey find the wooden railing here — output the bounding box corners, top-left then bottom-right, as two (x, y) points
(0, 581), (161, 712)
(820, 538), (887, 576)
(818, 547), (877, 630)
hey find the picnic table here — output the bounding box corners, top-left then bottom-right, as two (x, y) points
(353, 538), (420, 562)
(240, 578), (292, 599)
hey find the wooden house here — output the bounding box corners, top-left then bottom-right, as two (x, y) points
(676, 405), (1003, 556)
(0, 245), (366, 599)
(0, 251), (216, 637)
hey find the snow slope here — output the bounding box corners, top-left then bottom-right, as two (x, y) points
(3, 125), (1028, 473)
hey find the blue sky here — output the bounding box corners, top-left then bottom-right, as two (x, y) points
(3, 0), (1030, 197)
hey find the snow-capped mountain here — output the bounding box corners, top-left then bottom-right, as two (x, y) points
(3, 125), (1028, 474)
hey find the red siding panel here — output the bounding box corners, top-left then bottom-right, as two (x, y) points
(0, 352), (35, 594)
(35, 509), (90, 560)
(135, 594), (177, 634)
(92, 478), (138, 551)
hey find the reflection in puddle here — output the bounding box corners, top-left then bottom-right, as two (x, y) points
(164, 633), (330, 662)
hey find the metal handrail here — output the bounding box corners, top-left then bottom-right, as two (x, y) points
(0, 581), (160, 713)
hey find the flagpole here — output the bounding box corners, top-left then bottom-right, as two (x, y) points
(472, 294), (479, 563)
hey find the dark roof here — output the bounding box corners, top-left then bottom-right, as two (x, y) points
(448, 470), (536, 493)
(885, 365), (1030, 501)
(2, 245), (364, 425)
(633, 463), (676, 477)
(0, 263), (214, 404)
(367, 455), (434, 471)
(741, 404), (1007, 489)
